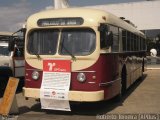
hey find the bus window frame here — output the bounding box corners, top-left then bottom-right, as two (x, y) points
(109, 25), (120, 52)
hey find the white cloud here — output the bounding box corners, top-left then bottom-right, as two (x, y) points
(0, 1), (32, 32)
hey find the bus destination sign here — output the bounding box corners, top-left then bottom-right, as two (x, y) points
(37, 17), (84, 27)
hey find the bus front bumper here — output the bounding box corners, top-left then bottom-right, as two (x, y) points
(23, 87), (104, 102)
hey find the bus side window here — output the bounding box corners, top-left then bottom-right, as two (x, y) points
(136, 35), (139, 51)
(109, 25), (119, 52)
(133, 34), (137, 51)
(140, 37), (143, 51)
(134, 34), (136, 51)
(127, 31), (131, 51)
(140, 37), (142, 51)
(138, 36), (140, 51)
(143, 38), (146, 50)
(122, 30), (127, 51)
(100, 30), (107, 49)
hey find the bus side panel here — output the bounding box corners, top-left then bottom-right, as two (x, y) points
(121, 52), (146, 89)
(98, 54), (121, 100)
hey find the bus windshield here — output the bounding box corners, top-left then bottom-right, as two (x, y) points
(59, 29), (96, 56)
(28, 29), (59, 55)
(27, 28), (96, 56)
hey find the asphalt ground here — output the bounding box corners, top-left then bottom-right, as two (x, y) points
(1, 69), (160, 120)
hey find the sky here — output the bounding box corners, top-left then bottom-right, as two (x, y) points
(0, 0), (146, 32)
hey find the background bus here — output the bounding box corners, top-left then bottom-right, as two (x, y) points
(23, 8), (146, 102)
(0, 31), (25, 96)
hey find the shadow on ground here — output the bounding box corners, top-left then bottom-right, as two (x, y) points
(18, 74), (147, 116)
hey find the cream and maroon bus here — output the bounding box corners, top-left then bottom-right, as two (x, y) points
(23, 8), (146, 102)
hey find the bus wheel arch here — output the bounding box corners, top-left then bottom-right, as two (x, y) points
(113, 64), (127, 102)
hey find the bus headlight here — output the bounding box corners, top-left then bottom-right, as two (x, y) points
(32, 71), (40, 80)
(77, 73), (86, 83)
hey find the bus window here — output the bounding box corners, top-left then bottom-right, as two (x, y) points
(134, 34), (138, 51)
(143, 38), (146, 50)
(59, 28), (96, 56)
(127, 31), (131, 51)
(122, 30), (127, 51)
(131, 33), (134, 51)
(140, 37), (142, 51)
(133, 34), (136, 51)
(110, 25), (119, 52)
(28, 29), (59, 55)
(141, 37), (143, 51)
(137, 36), (140, 51)
(135, 35), (139, 51)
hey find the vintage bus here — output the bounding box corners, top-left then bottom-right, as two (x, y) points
(23, 8), (146, 102)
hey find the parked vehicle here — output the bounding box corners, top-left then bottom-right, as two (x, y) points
(23, 8), (146, 102)
(0, 31), (25, 96)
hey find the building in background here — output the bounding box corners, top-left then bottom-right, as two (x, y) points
(85, 0), (160, 55)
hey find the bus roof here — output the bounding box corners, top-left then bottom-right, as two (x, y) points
(0, 32), (13, 36)
(27, 8), (145, 37)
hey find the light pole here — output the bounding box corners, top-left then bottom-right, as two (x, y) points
(54, 0), (69, 9)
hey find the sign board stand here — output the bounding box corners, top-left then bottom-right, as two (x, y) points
(9, 96), (19, 115)
(0, 77), (19, 120)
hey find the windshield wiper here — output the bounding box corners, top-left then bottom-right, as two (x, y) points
(36, 54), (41, 60)
(34, 52), (42, 60)
(61, 36), (76, 61)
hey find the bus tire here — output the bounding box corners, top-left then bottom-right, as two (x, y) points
(142, 58), (145, 72)
(113, 66), (127, 102)
(121, 66), (127, 95)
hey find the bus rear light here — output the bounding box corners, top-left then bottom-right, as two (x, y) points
(77, 73), (86, 83)
(32, 71), (40, 80)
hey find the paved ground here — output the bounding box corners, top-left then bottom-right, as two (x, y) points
(147, 64), (160, 69)
(1, 70), (160, 120)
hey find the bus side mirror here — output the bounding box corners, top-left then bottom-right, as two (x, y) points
(102, 31), (113, 48)
(106, 31), (113, 47)
(98, 23), (108, 32)
(8, 38), (15, 52)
